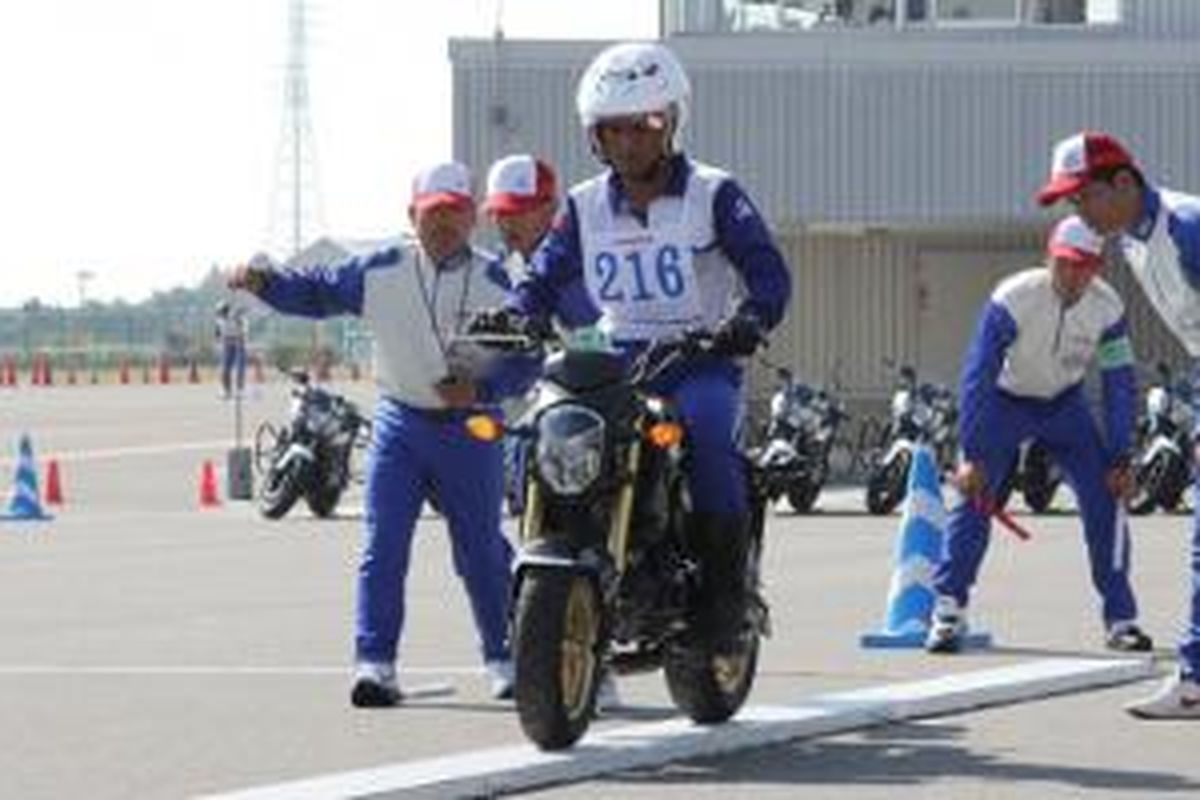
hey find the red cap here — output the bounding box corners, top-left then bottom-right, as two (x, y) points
(411, 161), (473, 212)
(1047, 215), (1105, 270)
(483, 155), (557, 216)
(1036, 131), (1135, 206)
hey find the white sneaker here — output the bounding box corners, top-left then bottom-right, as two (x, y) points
(1126, 674), (1200, 720)
(925, 595), (967, 654)
(485, 659), (514, 700)
(596, 672), (621, 712)
(350, 661), (401, 708)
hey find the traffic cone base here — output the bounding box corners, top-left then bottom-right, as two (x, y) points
(860, 445), (991, 649)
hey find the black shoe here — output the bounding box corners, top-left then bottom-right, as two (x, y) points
(350, 663), (402, 708)
(1106, 622), (1153, 652)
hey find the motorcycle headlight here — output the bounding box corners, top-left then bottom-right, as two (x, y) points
(535, 404), (605, 496)
(1147, 387), (1171, 418)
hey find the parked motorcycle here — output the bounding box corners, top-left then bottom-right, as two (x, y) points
(865, 363), (957, 515)
(463, 324), (768, 750)
(752, 367), (848, 513)
(1128, 361), (1193, 514)
(995, 439), (1062, 514)
(253, 371), (371, 519)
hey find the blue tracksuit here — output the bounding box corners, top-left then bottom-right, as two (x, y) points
(1119, 186), (1200, 678)
(933, 267), (1140, 627)
(511, 154), (792, 515)
(257, 239), (537, 666)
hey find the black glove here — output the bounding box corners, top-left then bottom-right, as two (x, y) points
(712, 310), (764, 357)
(467, 308), (519, 336)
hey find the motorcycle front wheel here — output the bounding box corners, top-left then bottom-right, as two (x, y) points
(865, 449), (911, 515)
(258, 461), (305, 520)
(513, 570), (602, 750)
(786, 479), (820, 514)
(1021, 444), (1059, 514)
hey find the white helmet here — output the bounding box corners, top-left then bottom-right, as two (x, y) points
(575, 42), (691, 152)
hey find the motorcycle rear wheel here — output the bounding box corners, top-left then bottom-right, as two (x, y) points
(305, 484), (342, 518)
(513, 570), (601, 750)
(663, 632), (759, 724)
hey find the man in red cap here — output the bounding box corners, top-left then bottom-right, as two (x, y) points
(1037, 130), (1200, 718)
(926, 215), (1150, 656)
(484, 154), (559, 276)
(228, 160), (537, 707)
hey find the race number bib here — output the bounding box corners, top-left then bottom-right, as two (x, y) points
(582, 225), (702, 341)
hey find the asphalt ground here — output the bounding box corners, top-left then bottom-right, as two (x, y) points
(0, 382), (1197, 799)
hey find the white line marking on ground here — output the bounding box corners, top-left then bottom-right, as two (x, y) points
(0, 440), (232, 467)
(0, 665), (480, 676)
(204, 657), (1156, 800)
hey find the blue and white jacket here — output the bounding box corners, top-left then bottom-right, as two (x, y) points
(1120, 186), (1200, 356)
(511, 154), (791, 342)
(958, 268), (1136, 463)
(257, 236), (535, 410)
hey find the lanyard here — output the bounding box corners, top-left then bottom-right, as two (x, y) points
(413, 248), (474, 364)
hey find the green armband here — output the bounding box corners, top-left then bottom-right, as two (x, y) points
(1097, 336), (1133, 370)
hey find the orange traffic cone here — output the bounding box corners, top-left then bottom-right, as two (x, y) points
(45, 459), (63, 505)
(199, 460), (220, 507)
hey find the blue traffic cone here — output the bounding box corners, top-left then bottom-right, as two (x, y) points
(2, 434), (52, 521)
(860, 445), (989, 648)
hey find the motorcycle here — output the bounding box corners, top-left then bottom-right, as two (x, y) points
(865, 363), (957, 515)
(995, 439), (1063, 514)
(752, 367), (848, 513)
(1128, 361), (1193, 514)
(253, 370), (371, 519)
(462, 325), (768, 750)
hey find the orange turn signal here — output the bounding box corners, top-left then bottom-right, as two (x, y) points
(645, 421), (683, 449)
(465, 414), (504, 442)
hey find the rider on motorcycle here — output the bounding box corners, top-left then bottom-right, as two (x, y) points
(501, 42), (792, 652)
(927, 214), (1151, 654)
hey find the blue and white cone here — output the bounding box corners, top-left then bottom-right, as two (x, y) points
(860, 445), (987, 648)
(2, 434), (51, 522)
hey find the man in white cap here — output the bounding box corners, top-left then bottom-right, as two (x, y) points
(1035, 130), (1200, 718)
(484, 154), (559, 277)
(228, 160), (535, 707)
(926, 215), (1150, 656)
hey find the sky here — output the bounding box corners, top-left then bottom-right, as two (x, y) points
(0, 1), (657, 307)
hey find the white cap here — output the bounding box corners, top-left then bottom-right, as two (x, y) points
(410, 161), (473, 211)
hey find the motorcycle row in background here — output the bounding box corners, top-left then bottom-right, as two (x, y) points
(247, 358), (1197, 523)
(750, 357), (1193, 518)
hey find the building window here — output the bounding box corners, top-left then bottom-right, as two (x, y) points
(717, 0), (1118, 29)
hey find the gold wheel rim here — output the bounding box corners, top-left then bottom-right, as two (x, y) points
(712, 647), (751, 694)
(560, 578), (598, 720)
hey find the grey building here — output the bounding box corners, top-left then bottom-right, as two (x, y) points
(451, 0), (1200, 404)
